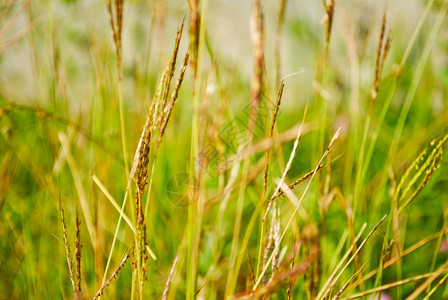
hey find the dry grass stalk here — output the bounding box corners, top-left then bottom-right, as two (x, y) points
(331, 262), (367, 300)
(219, 122), (315, 171)
(75, 208), (82, 294)
(317, 223), (367, 299)
(318, 215), (387, 300)
(263, 82), (284, 192)
(358, 230), (446, 284)
(131, 117), (152, 291)
(424, 273), (448, 299)
(92, 252), (131, 300)
(270, 204), (281, 280)
(407, 261), (448, 300)
(106, 0), (124, 79)
(236, 243), (318, 299)
(260, 82), (284, 283)
(264, 104), (308, 220)
(0, 1), (32, 54)
(249, 0), (264, 136)
(0, 2), (29, 40)
(58, 196), (76, 294)
(344, 267), (448, 300)
(158, 19), (185, 125)
(157, 52), (190, 149)
(247, 251), (256, 286)
(58, 197), (83, 299)
(130, 104), (152, 297)
(148, 21), (184, 136)
(275, 163), (327, 199)
(370, 12), (392, 110)
(128, 21), (187, 297)
(274, 0), (287, 87)
(322, 0), (335, 62)
(255, 128), (342, 291)
(162, 253), (180, 300)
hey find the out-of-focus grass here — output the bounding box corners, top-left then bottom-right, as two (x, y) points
(0, 0), (448, 299)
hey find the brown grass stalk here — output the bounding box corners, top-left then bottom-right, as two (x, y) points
(249, 0), (264, 137)
(370, 12), (392, 111)
(92, 252), (131, 300)
(106, 0), (124, 79)
(158, 19), (185, 124)
(58, 197), (83, 299)
(75, 208), (82, 294)
(322, 0), (335, 63)
(157, 52), (190, 149)
(162, 253), (180, 300)
(331, 262), (367, 299)
(263, 82), (284, 192)
(128, 21), (187, 297)
(264, 104), (308, 219)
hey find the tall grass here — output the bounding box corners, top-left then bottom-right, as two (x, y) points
(0, 0), (448, 299)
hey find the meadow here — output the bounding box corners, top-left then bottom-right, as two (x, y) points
(1, 0), (448, 299)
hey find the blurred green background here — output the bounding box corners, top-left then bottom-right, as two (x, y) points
(0, 0), (447, 299)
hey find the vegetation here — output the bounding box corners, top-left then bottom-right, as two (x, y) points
(1, 0), (448, 298)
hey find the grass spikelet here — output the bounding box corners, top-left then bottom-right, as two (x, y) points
(128, 20), (187, 298)
(264, 104), (308, 219)
(106, 0), (124, 77)
(74, 208), (82, 295)
(322, 0), (335, 61)
(188, 0), (200, 79)
(275, 163), (327, 199)
(157, 52), (189, 149)
(370, 12), (392, 109)
(92, 252), (131, 300)
(58, 195), (76, 294)
(395, 133), (448, 213)
(58, 197), (83, 299)
(131, 114), (151, 299)
(155, 19), (185, 130)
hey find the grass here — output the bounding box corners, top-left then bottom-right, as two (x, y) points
(1, 0), (448, 299)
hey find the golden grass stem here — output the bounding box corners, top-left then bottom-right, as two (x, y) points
(92, 175), (135, 234)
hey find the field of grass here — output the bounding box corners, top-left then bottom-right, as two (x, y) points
(1, 0), (448, 299)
